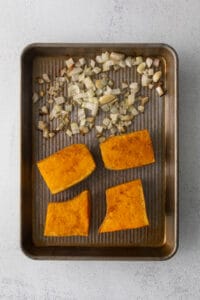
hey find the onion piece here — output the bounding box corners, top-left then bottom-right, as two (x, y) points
(66, 129), (72, 137)
(141, 74), (152, 87)
(113, 65), (120, 71)
(56, 122), (65, 131)
(49, 132), (55, 138)
(99, 94), (116, 105)
(134, 56), (143, 65)
(117, 124), (126, 133)
(96, 88), (103, 96)
(79, 57), (86, 66)
(65, 58), (74, 69)
(37, 78), (44, 84)
(148, 83), (154, 89)
(42, 73), (51, 83)
(129, 106), (139, 116)
(110, 106), (119, 114)
(38, 120), (47, 130)
(121, 82), (128, 89)
(148, 68), (154, 76)
(110, 113), (119, 123)
(75, 61), (81, 67)
(93, 66), (101, 74)
(137, 62), (146, 74)
(65, 104), (72, 112)
(68, 67), (83, 77)
(60, 67), (67, 76)
(110, 127), (117, 135)
(54, 96), (65, 105)
(123, 120), (132, 127)
(95, 79), (106, 89)
(111, 88), (121, 95)
(153, 71), (162, 83)
(39, 106), (48, 115)
(84, 77), (95, 89)
(73, 98), (82, 105)
(48, 86), (56, 96)
(43, 128), (49, 138)
(68, 84), (80, 97)
(146, 57), (153, 68)
(80, 126), (89, 135)
(84, 66), (93, 76)
(104, 86), (112, 95)
(153, 58), (160, 67)
(86, 117), (95, 124)
(60, 110), (68, 119)
(156, 86), (164, 96)
(119, 106), (127, 115)
(83, 102), (98, 116)
(101, 104), (110, 112)
(102, 52), (110, 62)
(71, 122), (80, 134)
(32, 92), (39, 103)
(78, 72), (85, 82)
(99, 136), (106, 143)
(138, 105), (144, 113)
(95, 125), (104, 134)
(103, 118), (111, 127)
(141, 97), (149, 106)
(49, 104), (62, 120)
(120, 114), (133, 121)
(48, 98), (53, 104)
(80, 118), (86, 126)
(96, 55), (103, 63)
(126, 94), (135, 106)
(90, 59), (95, 68)
(85, 89), (95, 99)
(78, 108), (86, 120)
(129, 82), (140, 93)
(87, 96), (98, 104)
(103, 60), (113, 72)
(125, 57), (132, 67)
(118, 60), (126, 68)
(110, 52), (125, 61)
(71, 74), (80, 82)
(39, 90), (45, 97)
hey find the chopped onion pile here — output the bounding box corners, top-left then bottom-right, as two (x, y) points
(33, 52), (165, 141)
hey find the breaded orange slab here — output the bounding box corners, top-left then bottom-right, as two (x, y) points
(44, 190), (90, 236)
(99, 179), (149, 233)
(37, 144), (96, 194)
(100, 130), (155, 170)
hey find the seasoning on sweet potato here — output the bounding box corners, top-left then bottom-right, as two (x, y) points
(44, 190), (90, 236)
(99, 129), (155, 170)
(99, 179), (149, 233)
(37, 144), (96, 194)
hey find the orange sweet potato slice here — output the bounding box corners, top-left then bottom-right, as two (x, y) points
(100, 129), (155, 170)
(99, 179), (149, 233)
(44, 190), (90, 236)
(37, 144), (96, 194)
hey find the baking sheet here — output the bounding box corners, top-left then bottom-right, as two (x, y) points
(21, 44), (178, 259)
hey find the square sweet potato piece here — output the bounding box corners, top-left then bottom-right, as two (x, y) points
(100, 129), (155, 170)
(99, 179), (149, 233)
(37, 144), (96, 194)
(44, 190), (90, 236)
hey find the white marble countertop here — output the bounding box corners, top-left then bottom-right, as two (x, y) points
(0, 0), (200, 299)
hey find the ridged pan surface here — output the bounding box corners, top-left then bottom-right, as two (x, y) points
(32, 54), (165, 248)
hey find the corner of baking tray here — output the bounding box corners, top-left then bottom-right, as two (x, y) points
(21, 43), (38, 60)
(159, 43), (179, 65)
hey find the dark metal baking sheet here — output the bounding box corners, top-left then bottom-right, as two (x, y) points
(21, 43), (178, 260)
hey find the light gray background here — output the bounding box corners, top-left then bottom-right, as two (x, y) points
(0, 0), (199, 299)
